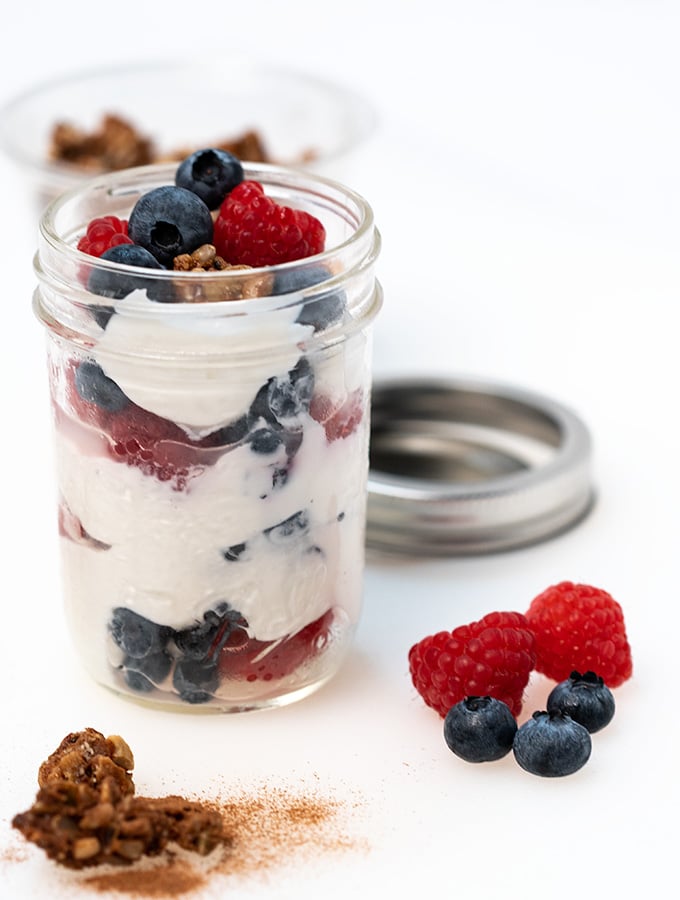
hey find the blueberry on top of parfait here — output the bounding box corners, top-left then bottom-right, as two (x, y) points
(175, 148), (244, 210)
(128, 185), (214, 268)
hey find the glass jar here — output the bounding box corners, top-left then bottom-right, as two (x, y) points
(34, 162), (382, 712)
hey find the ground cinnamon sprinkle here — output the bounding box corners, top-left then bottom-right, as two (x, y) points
(79, 783), (367, 896)
(82, 855), (207, 897)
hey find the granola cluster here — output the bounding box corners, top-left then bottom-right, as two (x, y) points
(50, 113), (269, 173)
(171, 244), (272, 302)
(12, 728), (226, 869)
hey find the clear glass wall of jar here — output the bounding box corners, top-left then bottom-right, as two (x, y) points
(34, 162), (382, 712)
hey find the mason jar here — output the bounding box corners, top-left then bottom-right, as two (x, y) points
(34, 162), (382, 712)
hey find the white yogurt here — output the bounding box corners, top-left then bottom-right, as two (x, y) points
(54, 315), (372, 697)
(96, 291), (313, 432)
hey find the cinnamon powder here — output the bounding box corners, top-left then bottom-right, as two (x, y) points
(76, 782), (367, 897)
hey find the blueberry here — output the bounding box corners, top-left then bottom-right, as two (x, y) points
(88, 244), (164, 301)
(248, 358), (314, 429)
(268, 358), (314, 422)
(174, 602), (248, 663)
(175, 148), (244, 210)
(173, 658), (218, 704)
(109, 608), (172, 659)
(74, 361), (129, 412)
(124, 669), (156, 693)
(272, 467), (289, 489)
(128, 185), (213, 267)
(273, 265), (346, 333)
(443, 696), (517, 763)
(89, 306), (115, 330)
(222, 542), (248, 562)
(547, 671), (615, 734)
(264, 510), (309, 544)
(513, 710), (592, 777)
(123, 650), (173, 692)
(273, 264), (329, 295)
(295, 292), (346, 332)
(203, 415), (249, 448)
(248, 427), (285, 454)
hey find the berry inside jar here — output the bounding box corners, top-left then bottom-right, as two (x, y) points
(44, 148), (379, 710)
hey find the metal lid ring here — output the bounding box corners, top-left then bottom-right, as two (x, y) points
(366, 376), (594, 556)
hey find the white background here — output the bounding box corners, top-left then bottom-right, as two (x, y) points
(1, 1), (679, 898)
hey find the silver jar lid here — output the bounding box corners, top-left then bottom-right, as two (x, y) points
(366, 376), (594, 555)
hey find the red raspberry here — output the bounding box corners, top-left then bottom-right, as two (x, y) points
(213, 180), (325, 267)
(408, 611), (536, 718)
(218, 609), (335, 682)
(525, 581), (633, 688)
(77, 215), (133, 257)
(106, 404), (206, 491)
(310, 389), (364, 442)
(58, 360), (221, 491)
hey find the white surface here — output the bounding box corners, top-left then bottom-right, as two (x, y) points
(1, 2), (678, 897)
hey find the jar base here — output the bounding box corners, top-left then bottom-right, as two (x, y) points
(90, 625), (355, 714)
(99, 668), (340, 714)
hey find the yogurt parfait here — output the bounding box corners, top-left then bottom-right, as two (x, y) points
(35, 150), (382, 711)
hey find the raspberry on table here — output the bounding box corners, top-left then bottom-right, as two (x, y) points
(213, 180), (326, 267)
(77, 216), (132, 257)
(525, 581), (633, 688)
(408, 611), (536, 718)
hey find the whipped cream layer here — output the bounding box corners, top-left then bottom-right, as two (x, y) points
(97, 291), (314, 433)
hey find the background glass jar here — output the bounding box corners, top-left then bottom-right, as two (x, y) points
(34, 162), (382, 712)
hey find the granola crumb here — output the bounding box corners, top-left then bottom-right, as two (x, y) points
(12, 729), (227, 871)
(49, 114), (271, 174)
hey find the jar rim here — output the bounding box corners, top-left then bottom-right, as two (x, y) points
(34, 160), (382, 360)
(37, 160), (377, 315)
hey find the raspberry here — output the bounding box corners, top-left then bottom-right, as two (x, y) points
(105, 404), (207, 491)
(408, 611), (536, 718)
(218, 609), (335, 683)
(213, 180), (325, 267)
(77, 216), (133, 257)
(525, 581), (633, 688)
(310, 389), (364, 442)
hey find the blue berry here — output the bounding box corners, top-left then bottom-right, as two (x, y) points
(248, 427), (285, 454)
(443, 696), (517, 763)
(174, 602), (247, 663)
(248, 358), (314, 429)
(175, 148), (244, 210)
(124, 669), (155, 693)
(222, 542), (248, 562)
(264, 510), (309, 544)
(109, 608), (171, 659)
(513, 710), (592, 777)
(89, 306), (115, 329)
(128, 186), (213, 267)
(173, 658), (218, 704)
(295, 291), (346, 332)
(123, 650), (173, 692)
(273, 264), (346, 333)
(74, 361), (129, 412)
(547, 671), (615, 733)
(88, 244), (164, 301)
(203, 415), (249, 448)
(268, 358), (314, 422)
